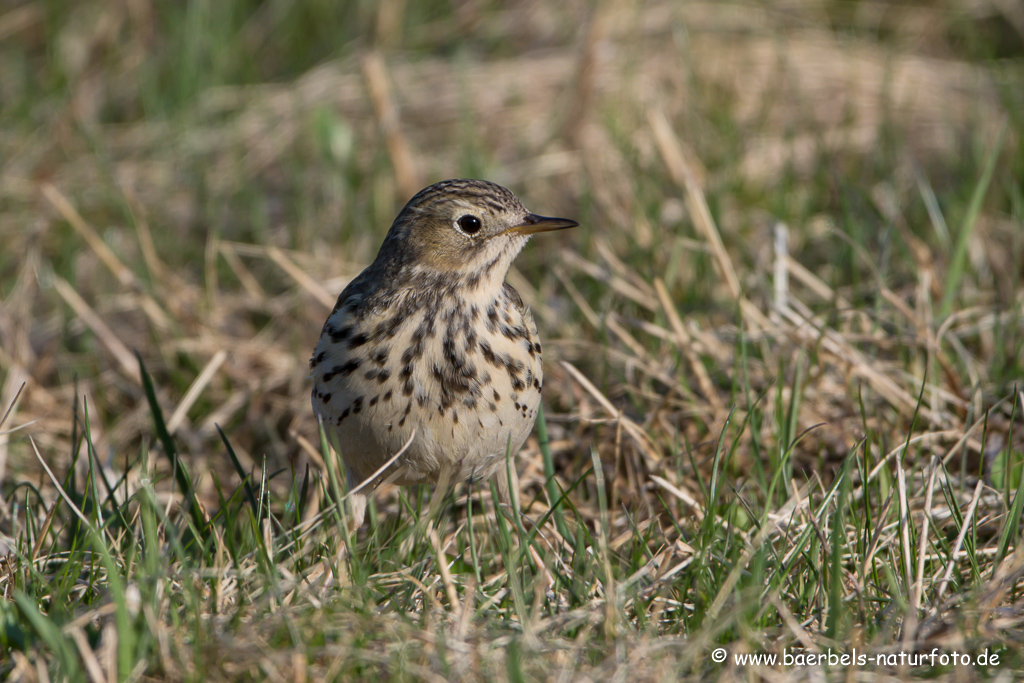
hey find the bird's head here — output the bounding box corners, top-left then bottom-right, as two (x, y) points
(375, 179), (577, 281)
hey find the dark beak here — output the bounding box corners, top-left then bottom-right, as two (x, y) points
(507, 213), (579, 236)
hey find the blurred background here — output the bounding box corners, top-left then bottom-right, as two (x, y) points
(2, 1), (1024, 678)
(1, 0), (1022, 548)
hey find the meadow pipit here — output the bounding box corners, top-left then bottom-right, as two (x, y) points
(311, 179), (577, 527)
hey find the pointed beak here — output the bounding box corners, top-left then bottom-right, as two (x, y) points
(506, 213), (579, 236)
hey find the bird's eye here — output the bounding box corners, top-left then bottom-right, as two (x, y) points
(457, 215), (482, 235)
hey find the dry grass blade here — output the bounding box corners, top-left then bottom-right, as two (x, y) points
(783, 255), (854, 310)
(53, 278), (140, 384)
(648, 110), (774, 333)
(218, 241), (267, 301)
(122, 182), (168, 283)
(67, 628), (105, 683)
(781, 300), (953, 427)
(649, 474), (704, 522)
(653, 278), (722, 413)
(0, 379), (26, 482)
(429, 526), (461, 619)
(166, 349), (228, 433)
(362, 51), (420, 199)
(560, 360), (661, 464)
(768, 590), (819, 653)
(338, 426), (416, 501)
(31, 436), (95, 533)
(647, 113), (730, 284)
(935, 479), (986, 600)
(0, 4), (42, 41)
(266, 246), (336, 310)
(0, 382), (25, 433)
(896, 459), (914, 634)
(906, 457), (941, 642)
(562, 251), (658, 312)
(41, 184), (136, 289)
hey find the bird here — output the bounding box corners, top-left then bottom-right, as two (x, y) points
(310, 178), (578, 528)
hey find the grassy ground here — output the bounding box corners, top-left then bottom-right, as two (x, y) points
(2, 0), (1024, 680)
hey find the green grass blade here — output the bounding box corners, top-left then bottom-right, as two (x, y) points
(217, 423), (261, 515)
(536, 404), (571, 542)
(135, 350), (210, 549)
(939, 122), (1007, 318)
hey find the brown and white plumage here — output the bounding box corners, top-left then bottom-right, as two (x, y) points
(310, 179), (577, 527)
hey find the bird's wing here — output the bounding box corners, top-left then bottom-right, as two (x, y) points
(502, 281), (537, 336)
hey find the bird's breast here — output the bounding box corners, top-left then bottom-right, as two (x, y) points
(311, 284), (543, 483)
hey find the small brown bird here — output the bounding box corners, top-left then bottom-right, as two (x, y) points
(311, 179), (577, 527)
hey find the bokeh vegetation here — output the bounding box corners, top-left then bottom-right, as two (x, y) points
(1, 1), (1023, 680)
